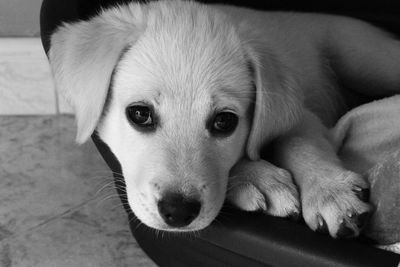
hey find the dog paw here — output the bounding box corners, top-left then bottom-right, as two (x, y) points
(302, 171), (372, 238)
(227, 159), (300, 219)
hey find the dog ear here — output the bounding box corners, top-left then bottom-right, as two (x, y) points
(242, 35), (303, 160)
(49, 5), (144, 143)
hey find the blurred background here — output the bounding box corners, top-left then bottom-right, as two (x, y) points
(0, 1), (155, 266)
(0, 0), (41, 37)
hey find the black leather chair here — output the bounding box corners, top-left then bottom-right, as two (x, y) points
(41, 1), (400, 266)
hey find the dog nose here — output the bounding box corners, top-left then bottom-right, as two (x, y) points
(157, 193), (201, 227)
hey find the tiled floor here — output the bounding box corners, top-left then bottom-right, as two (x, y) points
(0, 115), (156, 267)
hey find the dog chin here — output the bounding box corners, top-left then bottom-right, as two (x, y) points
(131, 202), (222, 232)
(137, 216), (218, 232)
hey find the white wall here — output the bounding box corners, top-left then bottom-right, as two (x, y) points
(0, 0), (42, 36)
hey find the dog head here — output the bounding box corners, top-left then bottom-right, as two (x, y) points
(49, 0), (301, 231)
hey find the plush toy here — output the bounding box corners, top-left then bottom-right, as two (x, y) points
(367, 151), (400, 253)
(331, 95), (400, 252)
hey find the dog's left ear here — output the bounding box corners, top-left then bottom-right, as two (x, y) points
(241, 31), (303, 160)
(49, 4), (144, 143)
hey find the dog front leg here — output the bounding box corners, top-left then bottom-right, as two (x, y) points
(227, 158), (300, 219)
(274, 110), (372, 238)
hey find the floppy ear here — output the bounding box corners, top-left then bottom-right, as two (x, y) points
(242, 35), (303, 161)
(49, 4), (144, 143)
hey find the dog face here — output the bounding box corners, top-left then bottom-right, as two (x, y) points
(49, 0), (301, 231)
(97, 15), (254, 230)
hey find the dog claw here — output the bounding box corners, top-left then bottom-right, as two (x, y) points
(316, 214), (328, 234)
(346, 210), (354, 218)
(352, 186), (370, 202)
(287, 211), (301, 222)
(355, 211), (370, 228)
(336, 222), (355, 238)
(303, 171), (371, 239)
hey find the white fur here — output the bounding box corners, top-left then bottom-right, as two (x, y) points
(49, 0), (400, 235)
(49, 4), (145, 143)
(94, 0), (253, 230)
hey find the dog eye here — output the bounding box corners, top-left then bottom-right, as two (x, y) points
(126, 105), (154, 128)
(211, 112), (238, 135)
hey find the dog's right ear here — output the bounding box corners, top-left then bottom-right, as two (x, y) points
(49, 4), (144, 143)
(240, 27), (303, 161)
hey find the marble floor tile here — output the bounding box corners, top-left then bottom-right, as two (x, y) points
(0, 38), (56, 115)
(0, 115), (156, 267)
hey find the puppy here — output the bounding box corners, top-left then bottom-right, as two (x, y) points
(49, 0), (400, 237)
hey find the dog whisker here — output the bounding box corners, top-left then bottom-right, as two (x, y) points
(96, 194), (123, 207)
(132, 219), (143, 232)
(85, 169), (124, 177)
(113, 184), (127, 191)
(109, 200), (130, 209)
(95, 180), (119, 195)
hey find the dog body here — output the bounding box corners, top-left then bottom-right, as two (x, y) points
(49, 0), (400, 237)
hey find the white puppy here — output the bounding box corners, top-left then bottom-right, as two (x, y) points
(49, 0), (400, 237)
